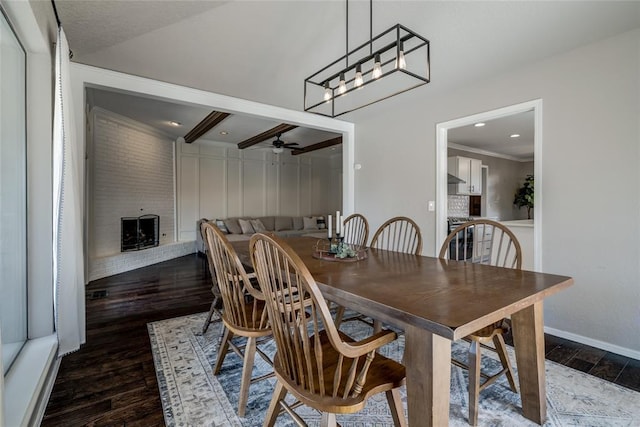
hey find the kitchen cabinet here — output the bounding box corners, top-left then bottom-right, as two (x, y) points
(448, 156), (482, 195)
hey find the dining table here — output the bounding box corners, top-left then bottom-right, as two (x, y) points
(231, 236), (574, 426)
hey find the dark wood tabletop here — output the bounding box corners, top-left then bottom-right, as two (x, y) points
(232, 236), (574, 426)
(232, 236), (572, 340)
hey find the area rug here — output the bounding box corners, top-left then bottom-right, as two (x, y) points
(148, 312), (640, 426)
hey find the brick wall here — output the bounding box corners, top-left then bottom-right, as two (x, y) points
(89, 108), (181, 279)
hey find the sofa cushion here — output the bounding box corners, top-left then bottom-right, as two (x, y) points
(215, 219), (229, 234)
(250, 219), (267, 233)
(238, 218), (255, 234)
(303, 216), (318, 230)
(275, 216), (293, 231)
(257, 216), (275, 231)
(316, 216), (326, 229)
(292, 216), (304, 230)
(224, 218), (242, 234)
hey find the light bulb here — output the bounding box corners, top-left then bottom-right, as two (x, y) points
(397, 41), (406, 69)
(398, 51), (406, 69)
(354, 64), (363, 88)
(338, 72), (347, 94)
(323, 81), (332, 101)
(372, 54), (382, 79)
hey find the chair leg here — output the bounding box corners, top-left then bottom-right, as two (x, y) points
(263, 380), (287, 427)
(320, 412), (337, 427)
(468, 339), (481, 426)
(238, 336), (257, 417)
(214, 327), (232, 375)
(386, 388), (408, 427)
(373, 319), (382, 334)
(202, 296), (219, 334)
(493, 334), (518, 392)
(334, 305), (345, 329)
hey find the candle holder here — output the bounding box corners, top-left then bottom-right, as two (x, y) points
(327, 233), (344, 254)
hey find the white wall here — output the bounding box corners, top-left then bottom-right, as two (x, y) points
(351, 29), (640, 358)
(177, 139), (341, 241)
(89, 108), (175, 258)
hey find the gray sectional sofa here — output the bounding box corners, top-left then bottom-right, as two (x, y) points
(196, 215), (328, 253)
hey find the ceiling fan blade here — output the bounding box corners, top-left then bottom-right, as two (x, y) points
(283, 142), (299, 147)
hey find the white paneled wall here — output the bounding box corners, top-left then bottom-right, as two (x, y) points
(177, 140), (341, 241)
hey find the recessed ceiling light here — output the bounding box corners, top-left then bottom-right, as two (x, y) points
(219, 131), (229, 135)
(169, 121), (182, 127)
(474, 122), (485, 127)
(510, 134), (520, 138)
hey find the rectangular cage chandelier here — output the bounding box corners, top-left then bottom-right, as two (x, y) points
(304, 2), (430, 118)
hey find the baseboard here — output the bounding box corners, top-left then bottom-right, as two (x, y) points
(544, 326), (640, 361)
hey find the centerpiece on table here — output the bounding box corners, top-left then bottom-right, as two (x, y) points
(313, 211), (367, 262)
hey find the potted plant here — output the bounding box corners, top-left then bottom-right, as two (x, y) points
(514, 174), (534, 219)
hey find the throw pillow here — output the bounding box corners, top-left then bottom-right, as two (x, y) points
(316, 216), (326, 229)
(238, 219), (255, 235)
(215, 219), (229, 234)
(224, 218), (242, 235)
(250, 219), (267, 233)
(292, 217), (304, 231)
(303, 216), (318, 230)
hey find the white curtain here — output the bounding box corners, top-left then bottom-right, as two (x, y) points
(53, 27), (85, 356)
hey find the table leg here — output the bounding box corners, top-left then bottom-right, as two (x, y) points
(404, 325), (451, 426)
(511, 301), (546, 424)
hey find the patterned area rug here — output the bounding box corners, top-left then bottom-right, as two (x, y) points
(148, 312), (640, 426)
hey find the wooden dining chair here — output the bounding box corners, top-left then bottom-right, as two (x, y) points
(370, 216), (422, 255)
(353, 216), (422, 332)
(439, 219), (521, 426)
(333, 214), (369, 327)
(342, 213), (369, 248)
(201, 221), (222, 334)
(202, 222), (273, 417)
(249, 233), (407, 427)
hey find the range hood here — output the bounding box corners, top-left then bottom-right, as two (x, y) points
(447, 173), (466, 184)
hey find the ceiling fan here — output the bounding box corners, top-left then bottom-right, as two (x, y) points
(271, 133), (299, 153)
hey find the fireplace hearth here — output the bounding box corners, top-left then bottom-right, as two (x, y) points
(121, 214), (159, 252)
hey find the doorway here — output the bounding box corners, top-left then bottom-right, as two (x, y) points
(435, 100), (542, 271)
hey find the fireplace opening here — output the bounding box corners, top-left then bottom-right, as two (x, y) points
(121, 214), (159, 252)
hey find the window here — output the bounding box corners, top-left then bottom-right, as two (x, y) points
(0, 7), (27, 374)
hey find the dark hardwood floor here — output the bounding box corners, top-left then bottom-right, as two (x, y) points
(42, 254), (212, 426)
(42, 253), (640, 426)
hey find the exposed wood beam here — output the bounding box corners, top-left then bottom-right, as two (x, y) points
(184, 111), (231, 143)
(237, 123), (297, 149)
(291, 136), (342, 156)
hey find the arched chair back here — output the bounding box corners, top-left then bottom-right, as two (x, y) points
(250, 233), (407, 426)
(202, 223), (272, 417)
(439, 219), (522, 269)
(370, 216), (422, 255)
(438, 219), (522, 425)
(342, 213), (369, 248)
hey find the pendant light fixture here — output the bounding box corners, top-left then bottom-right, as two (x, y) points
(304, 0), (430, 118)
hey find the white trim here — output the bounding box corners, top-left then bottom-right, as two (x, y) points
(448, 142), (533, 163)
(435, 99), (543, 272)
(545, 326), (640, 361)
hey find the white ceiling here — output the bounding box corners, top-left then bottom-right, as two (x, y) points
(87, 87), (342, 154)
(59, 1), (640, 155)
(448, 111), (534, 161)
